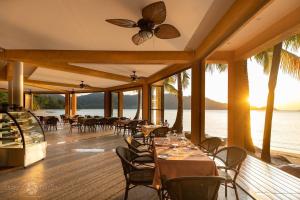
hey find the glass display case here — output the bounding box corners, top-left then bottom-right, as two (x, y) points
(0, 106), (46, 167)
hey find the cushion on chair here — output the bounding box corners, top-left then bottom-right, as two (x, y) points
(134, 156), (154, 163)
(129, 169), (154, 184)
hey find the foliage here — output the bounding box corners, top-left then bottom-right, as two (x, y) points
(205, 63), (227, 73)
(0, 92), (8, 104)
(163, 70), (190, 95)
(252, 34), (300, 79)
(33, 94), (65, 109)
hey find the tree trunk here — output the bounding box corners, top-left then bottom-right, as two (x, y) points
(228, 60), (255, 152)
(134, 89), (141, 120)
(172, 73), (183, 132)
(261, 42), (282, 163)
(241, 63), (256, 152)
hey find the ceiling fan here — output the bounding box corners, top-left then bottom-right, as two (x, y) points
(106, 1), (180, 45)
(79, 81), (90, 89)
(130, 71), (140, 82)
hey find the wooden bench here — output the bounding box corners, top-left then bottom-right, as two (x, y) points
(236, 155), (300, 200)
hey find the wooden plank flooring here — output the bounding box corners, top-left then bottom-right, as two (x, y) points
(236, 155), (300, 200)
(0, 127), (252, 200)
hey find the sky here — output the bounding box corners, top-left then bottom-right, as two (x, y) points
(182, 57), (300, 110)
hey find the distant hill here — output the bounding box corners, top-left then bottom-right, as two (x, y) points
(0, 92), (228, 110)
(76, 93), (228, 110)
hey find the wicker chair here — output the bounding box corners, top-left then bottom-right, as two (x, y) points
(162, 176), (224, 200)
(68, 118), (81, 133)
(199, 137), (222, 156)
(124, 136), (151, 153)
(124, 120), (139, 135)
(150, 127), (169, 138)
(116, 146), (155, 200)
(83, 118), (97, 132)
(44, 117), (59, 131)
(123, 136), (153, 164)
(213, 146), (247, 199)
(148, 126), (169, 144)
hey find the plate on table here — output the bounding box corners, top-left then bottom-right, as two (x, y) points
(158, 154), (169, 159)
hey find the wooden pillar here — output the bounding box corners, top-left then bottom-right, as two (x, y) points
(8, 80), (13, 105)
(10, 61), (23, 107)
(191, 61), (205, 145)
(71, 93), (77, 116)
(65, 93), (70, 116)
(142, 83), (150, 121)
(155, 87), (162, 124)
(104, 91), (112, 117)
(118, 92), (123, 117)
(228, 60), (254, 151)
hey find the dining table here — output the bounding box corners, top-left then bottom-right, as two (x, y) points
(152, 137), (218, 189)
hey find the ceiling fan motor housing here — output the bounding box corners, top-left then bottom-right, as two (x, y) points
(137, 19), (154, 37)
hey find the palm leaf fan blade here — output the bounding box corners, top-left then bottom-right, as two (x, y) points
(154, 24), (180, 39)
(105, 19), (137, 28)
(142, 1), (166, 24)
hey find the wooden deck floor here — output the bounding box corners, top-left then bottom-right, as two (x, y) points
(0, 126), (252, 200)
(237, 156), (300, 200)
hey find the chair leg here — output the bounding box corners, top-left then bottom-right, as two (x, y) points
(157, 188), (162, 200)
(225, 182), (227, 197)
(233, 183), (239, 200)
(124, 183), (129, 200)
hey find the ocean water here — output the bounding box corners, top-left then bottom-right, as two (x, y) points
(33, 109), (300, 154)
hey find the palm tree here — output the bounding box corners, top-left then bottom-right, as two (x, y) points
(253, 34), (300, 162)
(134, 89), (141, 120)
(164, 71), (190, 132)
(205, 33), (300, 156)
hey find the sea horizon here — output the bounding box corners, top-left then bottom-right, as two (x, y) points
(33, 109), (300, 154)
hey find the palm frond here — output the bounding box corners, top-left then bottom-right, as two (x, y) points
(164, 75), (176, 85)
(252, 50), (272, 74)
(280, 49), (300, 80)
(181, 71), (190, 89)
(205, 63), (227, 73)
(283, 34), (300, 52)
(164, 83), (178, 95)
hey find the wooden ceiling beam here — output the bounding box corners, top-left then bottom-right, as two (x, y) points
(194, 0), (270, 61)
(25, 61), (131, 82)
(106, 82), (143, 92)
(24, 79), (104, 91)
(24, 82), (67, 93)
(1, 50), (194, 64)
(146, 63), (190, 84)
(235, 6), (300, 59)
(145, 0), (270, 84)
(205, 51), (234, 64)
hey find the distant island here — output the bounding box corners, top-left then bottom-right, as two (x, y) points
(0, 92), (284, 111)
(29, 93), (228, 110)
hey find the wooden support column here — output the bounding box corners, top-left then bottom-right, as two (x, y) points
(191, 61), (205, 145)
(65, 93), (70, 116)
(142, 84), (150, 121)
(9, 61), (24, 107)
(118, 92), (123, 117)
(155, 87), (162, 124)
(8, 80), (13, 105)
(228, 60), (255, 152)
(71, 93), (77, 116)
(104, 91), (112, 117)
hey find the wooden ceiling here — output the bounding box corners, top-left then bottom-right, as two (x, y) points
(0, 0), (299, 93)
